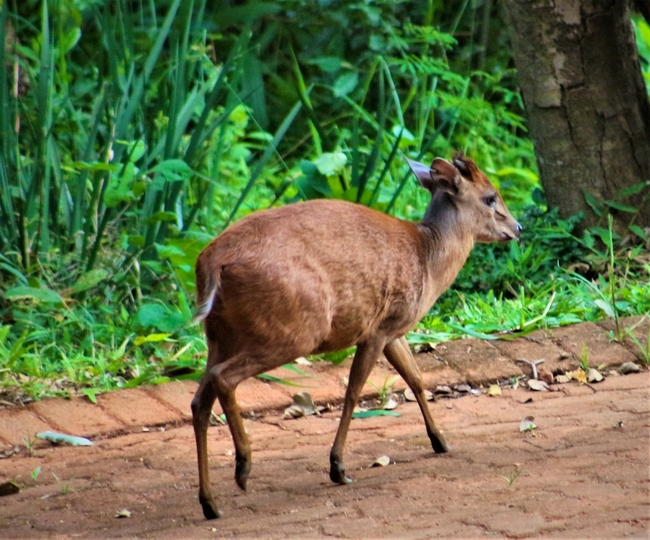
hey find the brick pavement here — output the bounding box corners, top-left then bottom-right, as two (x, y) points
(0, 317), (647, 449)
(0, 369), (647, 538)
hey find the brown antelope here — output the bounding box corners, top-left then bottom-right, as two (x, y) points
(191, 154), (521, 519)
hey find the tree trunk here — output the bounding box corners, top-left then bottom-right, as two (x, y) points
(502, 0), (650, 231)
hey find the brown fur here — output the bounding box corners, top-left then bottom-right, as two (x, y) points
(191, 155), (521, 520)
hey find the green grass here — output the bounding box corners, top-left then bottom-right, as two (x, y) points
(1, 220), (648, 404)
(0, 1), (648, 403)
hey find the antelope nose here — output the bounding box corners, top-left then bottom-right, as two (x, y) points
(515, 222), (522, 238)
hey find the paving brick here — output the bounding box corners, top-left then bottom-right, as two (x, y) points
(492, 328), (573, 374)
(595, 370), (650, 390)
(0, 371), (647, 538)
(549, 322), (638, 367)
(432, 338), (524, 384)
(260, 361), (407, 409)
(236, 377), (295, 413)
(95, 388), (181, 427)
(266, 362), (349, 406)
(28, 397), (124, 438)
(0, 407), (51, 446)
(144, 380), (198, 420)
(597, 315), (650, 362)
(474, 510), (557, 538)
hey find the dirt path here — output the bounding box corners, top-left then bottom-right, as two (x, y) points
(1, 371), (648, 539)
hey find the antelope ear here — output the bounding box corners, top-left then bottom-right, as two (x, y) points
(430, 157), (462, 195)
(405, 158), (435, 190)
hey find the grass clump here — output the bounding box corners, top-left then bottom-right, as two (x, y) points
(0, 1), (648, 404)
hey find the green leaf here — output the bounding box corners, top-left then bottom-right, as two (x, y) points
(134, 333), (172, 346)
(629, 225), (648, 240)
(446, 323), (499, 340)
(315, 152), (348, 176)
(104, 163), (137, 208)
(638, 19), (650, 48)
(352, 410), (401, 419)
(146, 211), (178, 224)
(309, 56), (343, 73)
(495, 166), (538, 183)
(37, 431), (93, 446)
(60, 27), (81, 55)
(583, 191), (603, 216)
(256, 373), (304, 386)
(149, 159), (193, 182)
(298, 160), (332, 198)
(128, 235), (145, 248)
(73, 161), (118, 172)
(70, 269), (109, 294)
(0, 263), (27, 285)
(593, 299), (616, 318)
(603, 200), (638, 213)
(0, 325), (10, 346)
(5, 286), (63, 304)
(333, 71), (359, 98)
(155, 243), (186, 259)
(618, 181), (649, 196)
(81, 388), (101, 404)
(135, 303), (185, 332)
(110, 337), (131, 361)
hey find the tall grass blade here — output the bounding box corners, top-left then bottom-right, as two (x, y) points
(290, 46), (323, 155)
(369, 128), (403, 207)
(184, 26), (252, 164)
(385, 113), (456, 214)
(224, 100), (303, 227)
(356, 68), (386, 202)
(70, 84), (109, 238)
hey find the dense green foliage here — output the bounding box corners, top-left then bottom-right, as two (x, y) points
(0, 1), (648, 402)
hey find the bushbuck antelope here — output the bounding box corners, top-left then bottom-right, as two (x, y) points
(191, 154), (521, 519)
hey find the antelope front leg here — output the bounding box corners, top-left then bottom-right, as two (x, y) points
(383, 337), (448, 453)
(329, 338), (385, 484)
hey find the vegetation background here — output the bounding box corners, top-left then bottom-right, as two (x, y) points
(0, 0), (648, 403)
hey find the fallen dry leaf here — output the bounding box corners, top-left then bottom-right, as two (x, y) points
(282, 404), (306, 419)
(283, 392), (323, 419)
(404, 388), (434, 402)
(381, 397), (399, 410)
(0, 446), (21, 459)
(587, 368), (603, 383)
(487, 384), (502, 396)
(566, 368), (587, 384)
(527, 379), (549, 392)
(520, 417), (537, 432)
(371, 455), (391, 467)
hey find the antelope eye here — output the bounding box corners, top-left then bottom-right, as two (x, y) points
(484, 195), (497, 208)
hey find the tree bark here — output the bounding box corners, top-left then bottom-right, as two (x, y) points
(502, 0), (650, 231)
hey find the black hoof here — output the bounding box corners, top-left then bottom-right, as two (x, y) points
(430, 432), (449, 454)
(235, 454), (251, 491)
(200, 498), (223, 520)
(329, 460), (353, 484)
